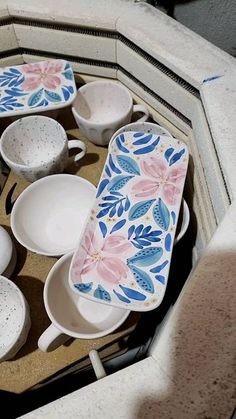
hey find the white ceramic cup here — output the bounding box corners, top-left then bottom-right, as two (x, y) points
(71, 80), (149, 146)
(38, 252), (130, 352)
(0, 115), (86, 182)
(0, 275), (31, 362)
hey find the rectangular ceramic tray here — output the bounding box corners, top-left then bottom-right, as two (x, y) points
(70, 129), (189, 312)
(0, 59), (76, 117)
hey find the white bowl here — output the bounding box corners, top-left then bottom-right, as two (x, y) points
(0, 275), (31, 362)
(0, 225), (17, 278)
(11, 174), (96, 257)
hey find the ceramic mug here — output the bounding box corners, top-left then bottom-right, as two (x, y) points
(38, 252), (130, 352)
(0, 115), (86, 182)
(0, 275), (31, 362)
(71, 80), (149, 146)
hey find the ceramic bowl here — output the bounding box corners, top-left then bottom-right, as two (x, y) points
(0, 225), (17, 278)
(0, 275), (31, 362)
(11, 174), (96, 257)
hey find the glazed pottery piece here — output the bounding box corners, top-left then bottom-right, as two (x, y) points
(69, 123), (189, 312)
(0, 275), (31, 362)
(72, 80), (149, 146)
(11, 174), (96, 257)
(0, 115), (86, 182)
(0, 225), (17, 278)
(38, 252), (130, 352)
(0, 59), (76, 118)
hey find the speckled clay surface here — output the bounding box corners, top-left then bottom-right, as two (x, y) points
(0, 275), (31, 362)
(0, 115), (86, 182)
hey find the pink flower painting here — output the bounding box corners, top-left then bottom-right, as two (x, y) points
(131, 156), (186, 206)
(21, 60), (63, 91)
(76, 231), (132, 284)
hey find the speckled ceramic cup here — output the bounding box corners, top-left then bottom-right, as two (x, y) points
(72, 80), (149, 146)
(0, 275), (31, 362)
(0, 115), (86, 182)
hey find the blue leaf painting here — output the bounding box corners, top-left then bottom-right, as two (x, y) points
(5, 87), (27, 97)
(62, 86), (70, 101)
(129, 199), (155, 221)
(135, 224), (144, 236)
(9, 68), (21, 75)
(94, 285), (111, 302)
(117, 201), (123, 217)
(128, 265), (154, 293)
(133, 133), (153, 145)
(131, 241), (144, 250)
(65, 62), (70, 70)
(62, 70), (73, 80)
(169, 148), (185, 166)
(110, 219), (126, 234)
(32, 98), (48, 108)
(102, 195), (118, 202)
(133, 137), (160, 155)
(28, 88), (43, 107)
(150, 260), (169, 273)
(97, 206), (111, 218)
(96, 178), (109, 197)
(115, 136), (129, 153)
(45, 90), (61, 102)
(133, 131), (144, 137)
(110, 191), (122, 197)
(124, 197), (131, 211)
(164, 147), (174, 162)
(127, 247), (163, 267)
(108, 175), (134, 191)
(165, 233), (172, 251)
(113, 290), (131, 304)
(153, 198), (170, 230)
(155, 275), (165, 284)
(9, 76), (24, 87)
(171, 211), (176, 224)
(109, 154), (121, 174)
(116, 155), (140, 175)
(119, 285), (146, 301)
(105, 165), (112, 177)
(128, 225), (135, 240)
(67, 85), (74, 94)
(99, 221), (107, 238)
(74, 282), (93, 293)
(99, 195), (130, 218)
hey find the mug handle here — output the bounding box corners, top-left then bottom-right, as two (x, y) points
(38, 323), (70, 352)
(174, 199), (190, 245)
(67, 139), (86, 164)
(132, 104), (149, 122)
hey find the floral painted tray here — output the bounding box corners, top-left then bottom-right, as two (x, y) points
(69, 129), (189, 312)
(0, 59), (76, 117)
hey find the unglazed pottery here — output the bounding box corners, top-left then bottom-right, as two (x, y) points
(38, 252), (130, 352)
(0, 115), (86, 182)
(0, 60), (76, 117)
(0, 225), (17, 278)
(11, 174), (96, 257)
(0, 275), (31, 362)
(69, 123), (189, 312)
(72, 80), (149, 146)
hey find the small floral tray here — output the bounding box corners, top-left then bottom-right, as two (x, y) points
(0, 59), (76, 117)
(69, 129), (189, 312)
